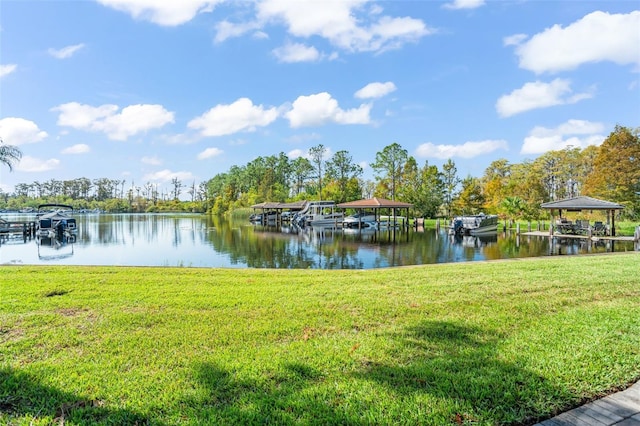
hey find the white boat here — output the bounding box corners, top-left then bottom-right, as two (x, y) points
(342, 212), (377, 228)
(449, 213), (498, 236)
(310, 212), (344, 227)
(36, 204), (77, 239)
(302, 201), (344, 227)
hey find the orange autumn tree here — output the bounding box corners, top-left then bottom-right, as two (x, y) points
(583, 125), (640, 219)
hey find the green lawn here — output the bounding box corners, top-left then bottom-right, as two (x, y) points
(1, 254), (639, 425)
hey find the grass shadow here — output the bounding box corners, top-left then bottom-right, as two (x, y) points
(182, 361), (367, 425)
(352, 320), (571, 425)
(0, 367), (161, 425)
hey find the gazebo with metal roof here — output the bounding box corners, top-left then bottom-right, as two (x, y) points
(540, 196), (624, 236)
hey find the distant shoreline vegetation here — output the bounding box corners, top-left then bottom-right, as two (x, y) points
(2, 125), (638, 221)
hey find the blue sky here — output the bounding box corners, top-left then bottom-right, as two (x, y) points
(1, 0), (639, 199)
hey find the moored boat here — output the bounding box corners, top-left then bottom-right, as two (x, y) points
(449, 213), (498, 236)
(342, 212), (377, 228)
(301, 201), (344, 227)
(36, 204), (77, 239)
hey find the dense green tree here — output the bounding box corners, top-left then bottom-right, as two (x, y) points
(290, 157), (314, 197)
(442, 159), (460, 218)
(507, 160), (547, 221)
(453, 176), (485, 215)
(325, 150), (363, 203)
(309, 144), (328, 200)
(402, 158), (444, 218)
(370, 142), (408, 201)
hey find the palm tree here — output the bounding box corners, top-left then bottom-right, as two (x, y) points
(0, 137), (22, 171)
(500, 196), (525, 225)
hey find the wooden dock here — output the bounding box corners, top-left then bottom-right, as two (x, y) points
(521, 230), (636, 242)
(0, 220), (37, 244)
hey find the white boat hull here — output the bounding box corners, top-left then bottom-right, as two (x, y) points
(310, 214), (344, 227)
(450, 214), (498, 235)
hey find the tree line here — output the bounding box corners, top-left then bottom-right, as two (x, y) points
(203, 125), (639, 220)
(1, 125), (638, 219)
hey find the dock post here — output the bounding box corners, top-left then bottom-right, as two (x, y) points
(635, 226), (640, 242)
(516, 223), (520, 235)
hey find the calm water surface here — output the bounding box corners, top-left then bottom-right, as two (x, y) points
(1, 213), (637, 269)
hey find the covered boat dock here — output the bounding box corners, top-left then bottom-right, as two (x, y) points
(337, 197), (413, 229)
(249, 200), (308, 225)
(540, 196), (625, 237)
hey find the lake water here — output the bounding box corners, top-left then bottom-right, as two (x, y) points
(1, 213), (637, 269)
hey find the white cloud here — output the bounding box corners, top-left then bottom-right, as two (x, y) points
(197, 147), (224, 160)
(416, 139), (508, 159)
(521, 119), (605, 155)
(52, 102), (174, 141)
(188, 98), (279, 137)
(273, 42), (321, 63)
(141, 156), (162, 165)
(61, 144), (90, 154)
(142, 169), (195, 182)
(96, 0), (222, 26)
(15, 156), (60, 172)
(214, 20), (262, 43)
(103, 104), (175, 140)
(0, 64), (17, 77)
(285, 92), (371, 128)
(53, 102), (117, 129)
(251, 0), (432, 54)
(442, 0), (485, 10)
(496, 78), (592, 117)
(514, 11), (640, 74)
(503, 34), (527, 47)
(355, 81), (396, 99)
(48, 43), (85, 59)
(287, 149), (306, 159)
(0, 117), (48, 145)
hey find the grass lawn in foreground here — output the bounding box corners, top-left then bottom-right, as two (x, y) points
(1, 253), (639, 425)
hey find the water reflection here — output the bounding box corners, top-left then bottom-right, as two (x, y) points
(36, 235), (75, 261)
(0, 213), (636, 268)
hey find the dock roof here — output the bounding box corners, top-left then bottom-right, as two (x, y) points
(337, 197), (413, 209)
(540, 196), (624, 211)
(251, 200), (308, 210)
